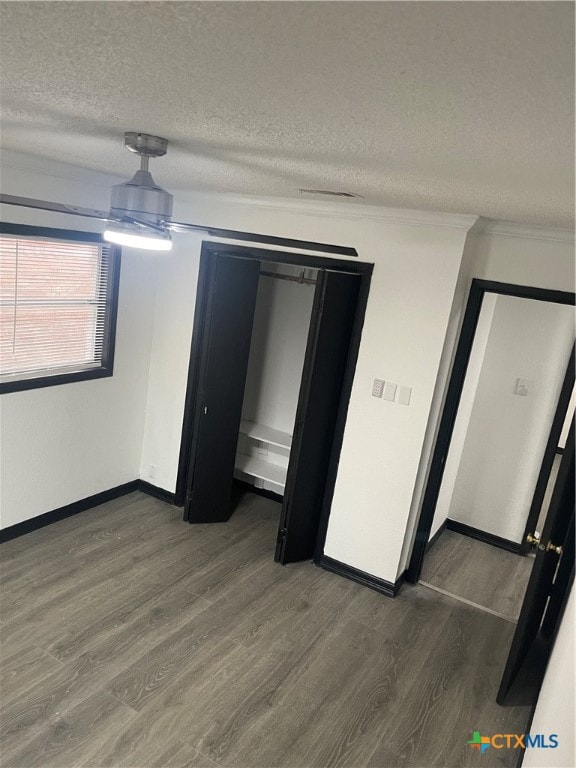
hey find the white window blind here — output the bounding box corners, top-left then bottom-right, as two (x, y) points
(0, 235), (112, 383)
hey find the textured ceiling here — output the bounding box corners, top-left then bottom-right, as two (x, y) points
(0, 2), (574, 227)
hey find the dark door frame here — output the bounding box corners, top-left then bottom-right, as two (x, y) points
(175, 241), (373, 558)
(406, 278), (575, 584)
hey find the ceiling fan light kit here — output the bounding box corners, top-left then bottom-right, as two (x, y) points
(104, 132), (174, 251)
(0, 131), (359, 258)
(103, 220), (173, 251)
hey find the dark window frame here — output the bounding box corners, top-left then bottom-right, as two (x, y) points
(0, 222), (121, 394)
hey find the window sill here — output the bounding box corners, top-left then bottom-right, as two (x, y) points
(0, 366), (113, 394)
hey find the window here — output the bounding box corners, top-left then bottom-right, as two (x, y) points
(0, 224), (120, 393)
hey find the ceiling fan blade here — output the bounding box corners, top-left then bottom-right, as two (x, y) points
(0, 194), (112, 222)
(167, 220), (359, 258)
(1, 193), (358, 258)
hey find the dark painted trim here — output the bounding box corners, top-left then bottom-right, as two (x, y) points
(468, 279), (575, 307)
(0, 223), (121, 395)
(138, 480), (176, 505)
(1, 366), (114, 395)
(192, 226), (359, 258)
(446, 519), (522, 554)
(204, 242), (372, 273)
(0, 481), (139, 543)
(555, 446), (565, 455)
(318, 554), (403, 598)
(0, 221), (105, 243)
(425, 519), (447, 553)
(406, 278), (575, 584)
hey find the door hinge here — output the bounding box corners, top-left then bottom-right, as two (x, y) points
(186, 490), (194, 503)
(278, 528), (287, 541)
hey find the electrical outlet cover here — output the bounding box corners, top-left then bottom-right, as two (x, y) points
(372, 378), (384, 398)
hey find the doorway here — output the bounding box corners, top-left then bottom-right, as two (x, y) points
(407, 280), (575, 622)
(175, 241), (373, 565)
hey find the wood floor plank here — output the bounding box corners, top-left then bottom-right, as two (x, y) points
(216, 589), (451, 768)
(122, 570), (366, 764)
(4, 689), (135, 768)
(0, 645), (63, 705)
(1, 505), (212, 623)
(104, 558), (292, 711)
(77, 726), (207, 768)
(421, 530), (533, 620)
(41, 570), (212, 664)
(1, 493), (153, 568)
(0, 520), (221, 647)
(285, 594), (454, 768)
(0, 654), (100, 759)
(366, 601), (531, 768)
(0, 491), (532, 768)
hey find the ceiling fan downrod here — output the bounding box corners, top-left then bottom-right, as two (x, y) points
(108, 132), (173, 229)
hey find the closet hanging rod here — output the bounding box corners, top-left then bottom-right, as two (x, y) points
(260, 270), (317, 286)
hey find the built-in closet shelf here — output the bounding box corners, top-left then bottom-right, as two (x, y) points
(235, 453), (287, 489)
(239, 420), (292, 450)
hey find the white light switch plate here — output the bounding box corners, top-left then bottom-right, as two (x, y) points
(383, 382), (397, 402)
(398, 386), (412, 406)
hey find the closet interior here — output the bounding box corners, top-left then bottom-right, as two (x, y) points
(235, 262), (318, 497)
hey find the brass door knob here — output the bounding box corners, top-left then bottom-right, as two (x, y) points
(546, 541), (563, 556)
(526, 532), (540, 547)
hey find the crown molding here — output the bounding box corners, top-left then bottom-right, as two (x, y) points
(174, 190), (480, 231)
(481, 219), (575, 244)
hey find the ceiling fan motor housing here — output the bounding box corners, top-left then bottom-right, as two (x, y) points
(110, 169), (173, 226)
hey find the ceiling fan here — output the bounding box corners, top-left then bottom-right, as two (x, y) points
(0, 132), (358, 258)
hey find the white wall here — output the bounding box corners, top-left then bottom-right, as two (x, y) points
(398, 224), (482, 572)
(446, 295), (573, 542)
(2, 154), (573, 591)
(139, 191), (475, 583)
(242, 265), (315, 435)
(524, 587), (575, 768)
(0, 154), (156, 529)
(398, 223), (575, 572)
(429, 293), (497, 538)
(475, 223), (575, 290)
(137, 232), (202, 493)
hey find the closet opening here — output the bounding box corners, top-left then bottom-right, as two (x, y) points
(175, 241), (373, 565)
(235, 262), (318, 500)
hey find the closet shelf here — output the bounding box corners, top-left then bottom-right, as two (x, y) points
(235, 453), (287, 488)
(239, 420), (292, 450)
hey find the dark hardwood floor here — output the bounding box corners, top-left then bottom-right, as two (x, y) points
(420, 529), (534, 621)
(0, 492), (531, 767)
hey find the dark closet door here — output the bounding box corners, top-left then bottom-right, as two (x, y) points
(184, 255), (260, 523)
(276, 269), (361, 564)
(497, 417), (575, 705)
